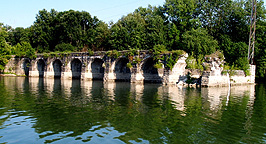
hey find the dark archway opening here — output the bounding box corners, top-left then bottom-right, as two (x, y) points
(23, 59), (30, 76)
(142, 58), (161, 83)
(37, 59), (45, 77)
(91, 58), (105, 80)
(53, 59), (62, 78)
(71, 59), (82, 79)
(114, 58), (131, 82)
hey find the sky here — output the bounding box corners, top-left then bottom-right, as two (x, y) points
(0, 0), (165, 28)
(1, 0), (266, 28)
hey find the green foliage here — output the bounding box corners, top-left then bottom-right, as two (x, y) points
(0, 24), (12, 72)
(43, 53), (50, 59)
(234, 57), (251, 76)
(182, 28), (218, 57)
(125, 48), (140, 58)
(109, 6), (168, 51)
(109, 12), (146, 50)
(55, 43), (76, 52)
(50, 52), (59, 57)
(29, 9), (107, 52)
(186, 55), (204, 70)
(15, 41), (36, 59)
(222, 64), (237, 76)
(133, 57), (142, 64)
(164, 0), (199, 31)
(152, 44), (167, 54)
(88, 49), (94, 56)
(126, 62), (133, 68)
(151, 44), (186, 70)
(218, 35), (248, 65)
(165, 50), (185, 70)
(6, 27), (30, 46)
(106, 50), (121, 59)
(154, 62), (163, 69)
(205, 50), (225, 61)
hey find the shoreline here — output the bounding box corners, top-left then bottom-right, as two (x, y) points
(0, 75), (256, 88)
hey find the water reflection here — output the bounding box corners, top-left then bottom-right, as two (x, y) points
(0, 77), (264, 144)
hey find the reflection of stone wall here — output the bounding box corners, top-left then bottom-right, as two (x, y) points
(201, 85), (255, 112)
(201, 87), (229, 111)
(158, 85), (185, 111)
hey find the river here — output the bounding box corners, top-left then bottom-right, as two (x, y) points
(0, 77), (265, 144)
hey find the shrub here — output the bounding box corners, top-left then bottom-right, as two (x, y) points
(106, 50), (121, 58)
(154, 62), (163, 69)
(55, 43), (76, 52)
(126, 62), (133, 68)
(88, 49), (94, 56)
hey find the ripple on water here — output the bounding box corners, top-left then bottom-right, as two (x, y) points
(1, 77), (266, 143)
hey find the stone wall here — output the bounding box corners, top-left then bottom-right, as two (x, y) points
(202, 65), (256, 87)
(4, 56), (30, 76)
(201, 54), (256, 87)
(230, 65), (256, 85)
(3, 52), (256, 87)
(4, 52), (188, 85)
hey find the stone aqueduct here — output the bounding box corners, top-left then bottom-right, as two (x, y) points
(6, 51), (188, 84)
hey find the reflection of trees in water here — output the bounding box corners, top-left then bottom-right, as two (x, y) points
(141, 84), (161, 109)
(0, 77), (261, 144)
(114, 82), (131, 106)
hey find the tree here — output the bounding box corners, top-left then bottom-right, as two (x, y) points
(0, 24), (12, 72)
(135, 6), (168, 49)
(182, 28), (218, 57)
(7, 27), (30, 46)
(109, 12), (147, 50)
(30, 9), (104, 52)
(163, 0), (199, 32)
(90, 21), (110, 51)
(15, 41), (36, 59)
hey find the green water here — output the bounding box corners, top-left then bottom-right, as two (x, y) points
(0, 77), (265, 144)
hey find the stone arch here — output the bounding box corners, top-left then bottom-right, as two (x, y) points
(53, 59), (62, 78)
(141, 57), (161, 83)
(71, 59), (82, 79)
(91, 58), (105, 80)
(114, 58), (131, 81)
(37, 59), (45, 77)
(23, 59), (30, 76)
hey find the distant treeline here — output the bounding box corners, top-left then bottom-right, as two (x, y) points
(1, 0), (266, 79)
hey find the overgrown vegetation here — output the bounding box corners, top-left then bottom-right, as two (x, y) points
(186, 55), (204, 71)
(1, 0), (266, 79)
(106, 50), (121, 59)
